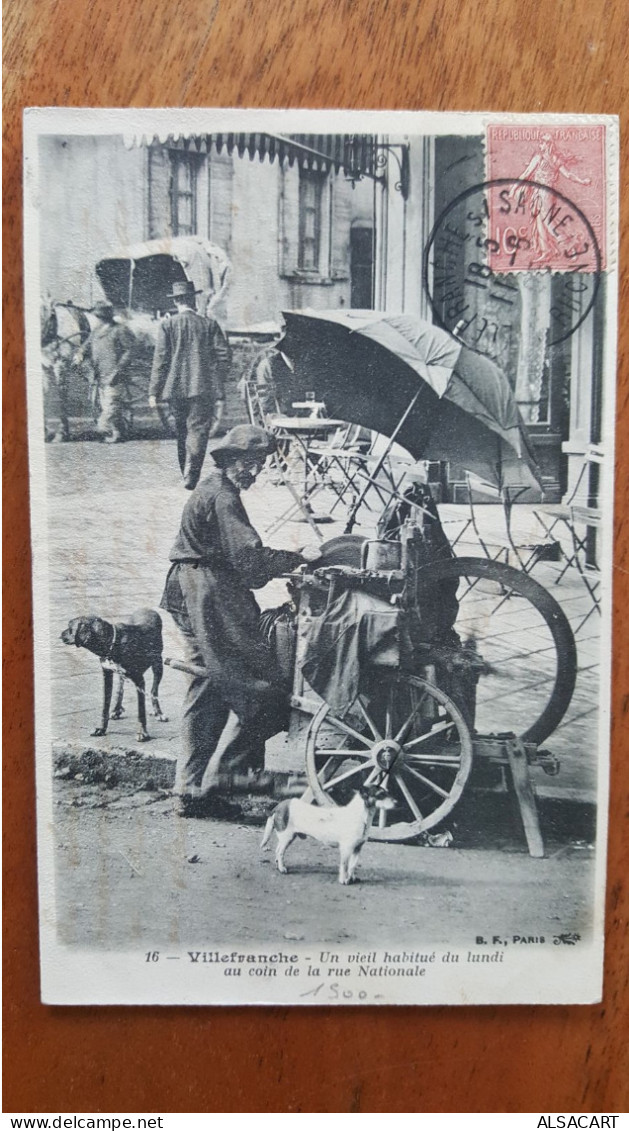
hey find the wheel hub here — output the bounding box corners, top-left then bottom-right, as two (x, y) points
(373, 739), (403, 770)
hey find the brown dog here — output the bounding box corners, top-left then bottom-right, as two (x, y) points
(60, 608), (167, 742)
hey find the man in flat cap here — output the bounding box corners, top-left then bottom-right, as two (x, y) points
(77, 301), (135, 443)
(149, 279), (231, 488)
(161, 424), (320, 817)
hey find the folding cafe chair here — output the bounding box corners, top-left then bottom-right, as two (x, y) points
(310, 425), (407, 522)
(241, 356), (332, 539)
(463, 471), (559, 573)
(268, 388), (422, 535)
(265, 421), (413, 537)
(532, 444), (604, 631)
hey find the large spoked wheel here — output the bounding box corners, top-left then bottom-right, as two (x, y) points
(305, 674), (474, 842)
(414, 557), (578, 747)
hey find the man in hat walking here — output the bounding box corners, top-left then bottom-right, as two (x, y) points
(160, 424), (320, 817)
(149, 279), (231, 489)
(76, 301), (136, 443)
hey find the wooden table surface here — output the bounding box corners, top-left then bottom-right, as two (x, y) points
(4, 0), (628, 1114)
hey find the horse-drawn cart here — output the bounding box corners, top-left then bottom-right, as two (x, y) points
(40, 238), (231, 441)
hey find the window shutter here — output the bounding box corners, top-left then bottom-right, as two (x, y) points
(330, 179), (351, 280)
(280, 164), (300, 275)
(147, 148), (172, 239)
(208, 151), (234, 253)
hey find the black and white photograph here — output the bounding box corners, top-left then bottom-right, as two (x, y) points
(23, 108), (618, 1005)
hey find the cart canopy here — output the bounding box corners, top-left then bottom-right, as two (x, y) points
(96, 237), (231, 316)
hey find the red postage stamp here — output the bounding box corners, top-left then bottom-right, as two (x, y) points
(486, 124), (606, 272)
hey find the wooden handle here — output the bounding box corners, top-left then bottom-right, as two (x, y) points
(164, 655), (208, 677)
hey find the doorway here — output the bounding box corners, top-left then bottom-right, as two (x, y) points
(350, 223), (374, 309)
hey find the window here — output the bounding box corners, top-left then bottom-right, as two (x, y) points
(298, 169), (325, 270)
(280, 164), (337, 282)
(148, 147), (205, 239)
(350, 224), (374, 308)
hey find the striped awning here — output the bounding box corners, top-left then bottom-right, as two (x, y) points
(125, 131), (379, 179)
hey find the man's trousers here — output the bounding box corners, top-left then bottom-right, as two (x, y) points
(171, 396), (213, 490)
(169, 563), (288, 797)
(174, 624), (284, 795)
(98, 385), (127, 440)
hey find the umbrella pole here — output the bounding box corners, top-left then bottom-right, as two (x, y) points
(344, 389), (422, 534)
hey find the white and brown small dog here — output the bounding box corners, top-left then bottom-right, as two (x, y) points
(261, 785), (394, 884)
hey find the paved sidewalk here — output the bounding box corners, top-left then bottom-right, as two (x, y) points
(45, 439), (604, 804)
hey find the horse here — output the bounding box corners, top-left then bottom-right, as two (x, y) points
(40, 298), (94, 441)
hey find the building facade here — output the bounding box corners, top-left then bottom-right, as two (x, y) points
(39, 132), (374, 329)
(39, 128), (604, 506)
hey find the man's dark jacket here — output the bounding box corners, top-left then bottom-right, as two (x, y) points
(161, 470), (303, 720)
(149, 308), (230, 403)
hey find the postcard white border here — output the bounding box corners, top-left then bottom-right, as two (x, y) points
(23, 108), (618, 1005)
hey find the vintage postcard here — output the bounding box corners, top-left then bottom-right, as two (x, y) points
(23, 108), (618, 1005)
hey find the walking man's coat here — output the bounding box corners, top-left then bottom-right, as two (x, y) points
(150, 284), (231, 488)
